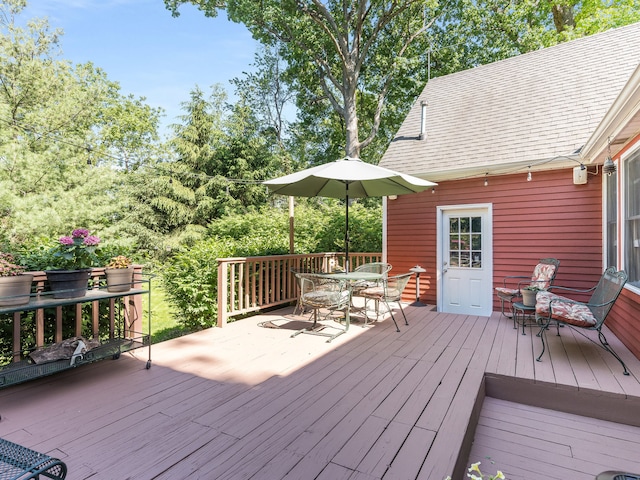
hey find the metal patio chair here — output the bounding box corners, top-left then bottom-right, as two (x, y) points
(495, 258), (560, 319)
(535, 267), (629, 375)
(351, 262), (392, 296)
(359, 272), (412, 332)
(291, 273), (350, 342)
(290, 267), (319, 317)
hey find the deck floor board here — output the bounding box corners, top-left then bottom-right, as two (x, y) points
(470, 397), (640, 479)
(1, 306), (640, 479)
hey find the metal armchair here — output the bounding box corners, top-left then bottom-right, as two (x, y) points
(291, 273), (350, 342)
(359, 272), (412, 332)
(495, 258), (560, 318)
(535, 267), (629, 375)
(290, 267), (319, 317)
(351, 262), (392, 296)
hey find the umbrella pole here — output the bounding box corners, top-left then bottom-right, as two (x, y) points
(345, 183), (349, 273)
(289, 196), (295, 254)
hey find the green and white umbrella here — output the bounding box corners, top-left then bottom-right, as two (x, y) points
(264, 157), (437, 271)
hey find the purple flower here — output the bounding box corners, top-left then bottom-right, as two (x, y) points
(84, 235), (101, 246)
(51, 229), (101, 269)
(72, 229), (90, 239)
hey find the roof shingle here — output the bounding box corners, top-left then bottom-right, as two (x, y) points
(380, 22), (640, 181)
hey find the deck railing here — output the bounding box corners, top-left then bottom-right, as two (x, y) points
(1, 266), (145, 364)
(216, 252), (382, 326)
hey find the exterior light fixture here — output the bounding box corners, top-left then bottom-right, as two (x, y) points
(484, 173), (488, 187)
(527, 166), (532, 182)
(604, 137), (617, 176)
(431, 187), (435, 194)
(604, 156), (616, 176)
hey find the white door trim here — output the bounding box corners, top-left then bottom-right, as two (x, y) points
(436, 203), (493, 315)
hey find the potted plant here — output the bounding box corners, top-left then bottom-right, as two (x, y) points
(104, 255), (134, 292)
(45, 228), (101, 298)
(0, 253), (33, 307)
(520, 285), (542, 307)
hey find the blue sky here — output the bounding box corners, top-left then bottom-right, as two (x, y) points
(22, 0), (258, 137)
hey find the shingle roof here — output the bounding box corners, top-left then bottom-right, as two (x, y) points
(380, 22), (640, 181)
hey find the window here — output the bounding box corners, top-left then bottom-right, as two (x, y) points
(449, 216), (482, 268)
(605, 170), (617, 269)
(624, 150), (640, 288)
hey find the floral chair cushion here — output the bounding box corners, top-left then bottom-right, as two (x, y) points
(494, 286), (519, 297)
(535, 291), (596, 328)
(531, 263), (558, 290)
(495, 261), (559, 299)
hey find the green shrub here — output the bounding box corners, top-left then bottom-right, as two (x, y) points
(161, 203), (382, 331)
(161, 238), (235, 331)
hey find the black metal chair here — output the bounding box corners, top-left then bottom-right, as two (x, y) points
(0, 437), (67, 479)
(596, 471), (640, 480)
(495, 258), (560, 319)
(359, 272), (412, 332)
(535, 267), (629, 375)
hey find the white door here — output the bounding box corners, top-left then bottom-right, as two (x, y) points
(438, 205), (493, 316)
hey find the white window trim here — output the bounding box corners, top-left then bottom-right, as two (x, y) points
(620, 139), (640, 294)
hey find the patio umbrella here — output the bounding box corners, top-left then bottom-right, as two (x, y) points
(264, 157), (437, 271)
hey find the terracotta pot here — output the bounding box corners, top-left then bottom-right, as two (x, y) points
(105, 267), (133, 292)
(46, 269), (91, 299)
(0, 274), (33, 307)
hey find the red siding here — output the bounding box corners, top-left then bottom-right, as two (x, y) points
(608, 289), (640, 360)
(387, 168), (603, 305)
(388, 167), (640, 360)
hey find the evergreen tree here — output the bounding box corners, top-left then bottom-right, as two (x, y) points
(132, 84), (280, 250)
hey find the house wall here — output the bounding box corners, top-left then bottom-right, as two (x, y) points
(608, 289), (640, 360)
(387, 168), (604, 306)
(388, 167), (640, 360)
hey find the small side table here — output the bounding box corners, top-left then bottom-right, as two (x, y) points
(409, 265), (427, 306)
(512, 301), (536, 335)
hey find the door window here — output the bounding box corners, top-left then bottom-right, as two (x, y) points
(449, 216), (482, 268)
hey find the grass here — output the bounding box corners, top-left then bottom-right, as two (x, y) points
(143, 279), (193, 344)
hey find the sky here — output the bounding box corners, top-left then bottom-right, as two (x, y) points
(21, 0), (259, 137)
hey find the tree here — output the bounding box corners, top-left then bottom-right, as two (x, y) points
(0, 0), (165, 248)
(166, 0), (640, 166)
(132, 84), (280, 250)
(165, 0), (439, 159)
(427, 0), (640, 76)
(230, 44), (294, 150)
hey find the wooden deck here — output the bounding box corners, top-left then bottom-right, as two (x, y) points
(1, 305), (640, 479)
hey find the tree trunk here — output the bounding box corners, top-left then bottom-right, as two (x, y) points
(344, 102), (360, 158)
(343, 58), (360, 159)
(551, 4), (576, 33)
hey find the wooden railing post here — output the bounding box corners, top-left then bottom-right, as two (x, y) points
(217, 260), (228, 328)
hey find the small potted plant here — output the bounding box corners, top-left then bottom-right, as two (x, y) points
(0, 253), (33, 307)
(45, 228), (101, 298)
(104, 255), (134, 292)
(520, 284), (542, 307)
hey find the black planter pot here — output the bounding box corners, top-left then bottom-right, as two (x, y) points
(46, 269), (91, 299)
